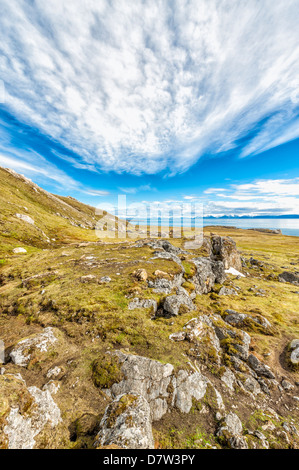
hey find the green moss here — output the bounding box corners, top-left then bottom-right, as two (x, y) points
(91, 353), (123, 389)
(106, 394), (138, 428)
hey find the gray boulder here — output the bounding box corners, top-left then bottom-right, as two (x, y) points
(218, 287), (238, 296)
(289, 339), (299, 366)
(279, 272), (299, 286)
(9, 328), (59, 367)
(1, 373), (61, 449)
(107, 351), (174, 421)
(211, 235), (242, 271)
(95, 394), (154, 449)
(128, 298), (157, 314)
(247, 354), (275, 379)
(191, 257), (217, 294)
(217, 412), (248, 449)
(161, 287), (195, 317)
(15, 213), (35, 225)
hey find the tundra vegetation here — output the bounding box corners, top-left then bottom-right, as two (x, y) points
(0, 166), (298, 450)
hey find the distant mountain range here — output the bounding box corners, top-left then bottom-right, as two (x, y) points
(203, 215), (299, 219)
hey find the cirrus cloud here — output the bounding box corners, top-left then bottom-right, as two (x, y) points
(0, 0), (299, 175)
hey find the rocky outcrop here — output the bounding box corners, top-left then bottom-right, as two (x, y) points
(102, 350), (224, 421)
(9, 328), (60, 367)
(190, 257), (225, 294)
(159, 287), (195, 317)
(95, 394), (154, 449)
(211, 235), (242, 271)
(0, 373), (61, 449)
(217, 412), (248, 449)
(279, 272), (299, 286)
(106, 351), (174, 421)
(169, 316), (221, 364)
(147, 273), (184, 294)
(212, 317), (251, 361)
(223, 309), (272, 334)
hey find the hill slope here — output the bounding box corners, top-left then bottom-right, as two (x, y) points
(0, 166), (129, 253)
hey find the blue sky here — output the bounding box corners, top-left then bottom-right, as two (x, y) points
(0, 0), (299, 217)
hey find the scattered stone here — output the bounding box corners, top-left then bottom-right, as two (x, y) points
(15, 213), (35, 225)
(128, 298), (157, 314)
(218, 286), (238, 296)
(100, 276), (111, 283)
(281, 379), (294, 391)
(12, 247), (27, 254)
(289, 339), (299, 367)
(132, 269), (148, 282)
(46, 366), (62, 379)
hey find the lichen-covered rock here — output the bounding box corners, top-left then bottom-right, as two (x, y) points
(224, 310), (272, 334)
(212, 318), (251, 361)
(151, 250), (184, 270)
(128, 297), (157, 314)
(173, 370), (210, 414)
(221, 368), (237, 391)
(103, 351), (224, 420)
(218, 287), (238, 296)
(107, 351), (174, 421)
(161, 287), (195, 317)
(211, 235), (243, 271)
(217, 412), (248, 449)
(0, 373), (61, 449)
(9, 327), (60, 367)
(147, 273), (183, 294)
(95, 394), (154, 449)
(243, 376), (262, 395)
(191, 257), (217, 294)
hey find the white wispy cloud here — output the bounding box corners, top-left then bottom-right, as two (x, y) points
(204, 178), (299, 216)
(0, 0), (298, 175)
